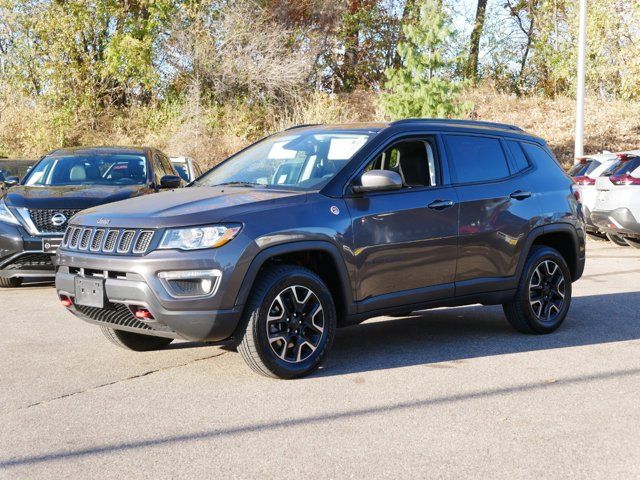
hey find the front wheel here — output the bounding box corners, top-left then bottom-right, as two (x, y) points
(237, 265), (336, 379)
(503, 246), (572, 334)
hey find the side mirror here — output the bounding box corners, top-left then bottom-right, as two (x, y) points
(3, 176), (19, 188)
(159, 175), (182, 189)
(352, 170), (403, 194)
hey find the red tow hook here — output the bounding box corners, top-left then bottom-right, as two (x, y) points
(59, 295), (73, 308)
(132, 307), (154, 320)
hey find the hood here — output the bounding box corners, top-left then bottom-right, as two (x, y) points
(71, 186), (308, 229)
(4, 184), (148, 209)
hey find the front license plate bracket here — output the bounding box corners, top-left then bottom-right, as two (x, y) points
(74, 277), (106, 308)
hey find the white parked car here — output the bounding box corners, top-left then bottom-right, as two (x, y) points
(591, 153), (640, 248)
(569, 151), (620, 239)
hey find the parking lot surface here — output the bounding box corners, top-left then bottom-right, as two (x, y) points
(1, 240), (639, 479)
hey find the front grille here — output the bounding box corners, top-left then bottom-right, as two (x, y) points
(28, 209), (80, 234)
(75, 303), (152, 330)
(61, 226), (155, 255)
(4, 253), (55, 270)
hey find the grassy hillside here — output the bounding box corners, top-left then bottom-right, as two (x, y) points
(2, 87), (639, 168)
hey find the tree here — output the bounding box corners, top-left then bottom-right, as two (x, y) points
(466, 0), (488, 84)
(380, 0), (470, 119)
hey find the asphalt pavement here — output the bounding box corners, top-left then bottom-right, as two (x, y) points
(1, 239), (639, 479)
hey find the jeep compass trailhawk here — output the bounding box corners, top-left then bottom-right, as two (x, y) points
(55, 120), (586, 378)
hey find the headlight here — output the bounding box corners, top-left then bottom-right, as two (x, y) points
(158, 224), (241, 251)
(0, 199), (19, 225)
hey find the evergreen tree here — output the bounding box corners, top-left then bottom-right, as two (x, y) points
(381, 0), (470, 119)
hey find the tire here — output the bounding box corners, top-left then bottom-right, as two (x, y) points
(606, 233), (629, 246)
(236, 265), (337, 379)
(623, 237), (640, 249)
(502, 246), (572, 334)
(100, 326), (173, 351)
(0, 277), (22, 288)
(586, 231), (608, 242)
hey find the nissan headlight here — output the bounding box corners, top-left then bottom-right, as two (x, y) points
(0, 199), (19, 225)
(158, 224), (241, 251)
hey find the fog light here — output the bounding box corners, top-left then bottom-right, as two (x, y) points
(158, 269), (222, 298)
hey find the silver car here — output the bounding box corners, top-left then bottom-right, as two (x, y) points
(591, 154), (640, 248)
(569, 152), (619, 238)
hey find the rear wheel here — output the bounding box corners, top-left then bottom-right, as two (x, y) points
(236, 265), (336, 379)
(503, 246), (572, 334)
(624, 237), (640, 249)
(0, 277), (22, 288)
(101, 327), (173, 351)
(606, 233), (629, 246)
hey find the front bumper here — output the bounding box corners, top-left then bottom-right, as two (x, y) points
(55, 247), (247, 342)
(0, 221), (58, 278)
(591, 208), (640, 238)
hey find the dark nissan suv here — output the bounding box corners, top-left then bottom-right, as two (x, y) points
(55, 120), (585, 378)
(0, 147), (183, 287)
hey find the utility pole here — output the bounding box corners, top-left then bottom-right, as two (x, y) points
(574, 0), (587, 163)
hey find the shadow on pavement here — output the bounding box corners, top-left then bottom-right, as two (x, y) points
(318, 291), (640, 377)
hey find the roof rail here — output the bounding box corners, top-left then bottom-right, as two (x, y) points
(284, 123), (321, 131)
(390, 118), (524, 132)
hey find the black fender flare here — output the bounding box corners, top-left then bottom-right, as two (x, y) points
(234, 240), (355, 315)
(515, 223), (583, 282)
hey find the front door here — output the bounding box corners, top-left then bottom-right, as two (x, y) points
(344, 137), (459, 311)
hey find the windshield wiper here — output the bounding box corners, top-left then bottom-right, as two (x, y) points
(213, 181), (266, 188)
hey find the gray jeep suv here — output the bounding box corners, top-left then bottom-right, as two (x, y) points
(55, 120), (586, 378)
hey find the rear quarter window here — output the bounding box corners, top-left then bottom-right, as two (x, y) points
(444, 135), (510, 183)
(504, 140), (530, 173)
(521, 142), (563, 172)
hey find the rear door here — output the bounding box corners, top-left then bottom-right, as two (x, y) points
(345, 136), (459, 310)
(444, 134), (540, 294)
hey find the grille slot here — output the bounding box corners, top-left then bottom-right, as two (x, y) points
(28, 209), (80, 233)
(133, 231), (154, 254)
(117, 231), (136, 253)
(69, 227), (82, 248)
(61, 227), (155, 255)
(90, 229), (105, 251)
(104, 230), (119, 252)
(79, 228), (92, 250)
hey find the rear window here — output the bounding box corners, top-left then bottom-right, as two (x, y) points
(568, 160), (594, 177)
(603, 157), (640, 176)
(504, 141), (530, 173)
(445, 135), (510, 183)
(521, 143), (562, 170)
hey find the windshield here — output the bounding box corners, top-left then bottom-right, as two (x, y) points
(196, 131), (372, 190)
(24, 154), (148, 186)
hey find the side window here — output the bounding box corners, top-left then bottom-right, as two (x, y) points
(361, 139), (438, 188)
(504, 140), (530, 173)
(445, 135), (510, 184)
(520, 142), (562, 170)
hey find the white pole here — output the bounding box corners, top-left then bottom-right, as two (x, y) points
(574, 0), (587, 163)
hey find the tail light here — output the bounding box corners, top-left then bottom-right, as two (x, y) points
(616, 153), (633, 161)
(571, 184), (581, 202)
(576, 156), (587, 164)
(610, 173), (640, 185)
(573, 175), (595, 186)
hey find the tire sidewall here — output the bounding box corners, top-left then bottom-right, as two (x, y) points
(520, 247), (572, 333)
(251, 270), (336, 378)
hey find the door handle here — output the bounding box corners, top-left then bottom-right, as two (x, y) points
(510, 190), (532, 200)
(428, 199), (455, 210)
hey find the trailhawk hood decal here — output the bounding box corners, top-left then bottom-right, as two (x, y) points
(71, 187), (308, 228)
